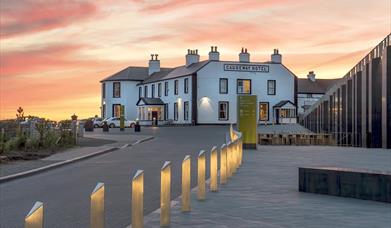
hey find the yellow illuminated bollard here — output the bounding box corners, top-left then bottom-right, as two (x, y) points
(210, 146), (218, 192)
(25, 201), (43, 228)
(197, 150), (206, 200)
(226, 142), (232, 178)
(220, 144), (227, 184)
(160, 161), (171, 227)
(90, 182), (105, 228)
(132, 170), (144, 228)
(181, 155), (191, 212)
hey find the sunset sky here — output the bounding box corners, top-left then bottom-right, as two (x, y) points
(1, 0), (390, 120)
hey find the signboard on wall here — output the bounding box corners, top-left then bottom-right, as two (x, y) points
(237, 95), (257, 149)
(224, 64), (269, 73)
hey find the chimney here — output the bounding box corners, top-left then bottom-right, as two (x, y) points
(148, 54), (160, 75)
(239, 47), (250, 62)
(307, 71), (316, 82)
(208, 46), (219, 61)
(271, 49), (282, 63)
(186, 49), (200, 66)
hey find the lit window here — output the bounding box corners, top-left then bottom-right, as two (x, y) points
(113, 104), (121, 117)
(113, 82), (121, 98)
(267, 80), (276, 95)
(184, 101), (189, 120)
(184, 78), (189, 94)
(259, 102), (269, 121)
(219, 78), (228, 94)
(237, 79), (251, 94)
(218, 101), (229, 121)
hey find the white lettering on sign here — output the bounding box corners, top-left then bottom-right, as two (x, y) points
(224, 64), (269, 73)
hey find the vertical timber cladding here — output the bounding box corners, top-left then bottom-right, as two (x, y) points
(237, 95), (257, 149)
(365, 63), (370, 147)
(347, 79), (353, 146)
(337, 89), (341, 144)
(329, 95), (334, 134)
(356, 72), (362, 147)
(371, 57), (382, 148)
(323, 100), (329, 132)
(341, 84), (347, 145)
(387, 46), (391, 149)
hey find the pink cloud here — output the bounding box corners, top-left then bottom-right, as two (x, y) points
(0, 0), (97, 39)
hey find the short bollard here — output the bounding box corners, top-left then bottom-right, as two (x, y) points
(132, 170), (144, 228)
(210, 146), (218, 192)
(25, 201), (43, 228)
(220, 144), (227, 184)
(160, 161), (171, 227)
(90, 182), (105, 228)
(182, 155), (191, 212)
(197, 150), (206, 200)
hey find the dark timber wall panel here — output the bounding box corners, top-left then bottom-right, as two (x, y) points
(347, 80), (353, 145)
(356, 72), (362, 147)
(371, 58), (382, 148)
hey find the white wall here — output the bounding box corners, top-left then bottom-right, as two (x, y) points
(196, 61), (295, 124)
(102, 81), (140, 120)
(138, 76), (193, 124)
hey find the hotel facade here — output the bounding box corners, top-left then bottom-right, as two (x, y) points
(101, 47), (298, 125)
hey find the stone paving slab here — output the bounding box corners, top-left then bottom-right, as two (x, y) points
(143, 146), (391, 228)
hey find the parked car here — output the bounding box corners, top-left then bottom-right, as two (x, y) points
(93, 117), (106, 128)
(102, 117), (136, 128)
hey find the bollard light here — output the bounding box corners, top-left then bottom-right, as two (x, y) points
(220, 144), (227, 184)
(210, 146), (218, 192)
(132, 170), (144, 228)
(25, 201), (43, 228)
(90, 182), (105, 228)
(181, 155), (191, 212)
(160, 161), (171, 227)
(197, 150), (206, 200)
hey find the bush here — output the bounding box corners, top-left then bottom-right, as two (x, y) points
(43, 130), (60, 151)
(4, 137), (20, 153)
(25, 137), (39, 152)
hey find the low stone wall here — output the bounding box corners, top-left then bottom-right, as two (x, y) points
(299, 167), (391, 203)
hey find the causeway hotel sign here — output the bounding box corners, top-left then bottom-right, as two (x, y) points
(224, 64), (269, 73)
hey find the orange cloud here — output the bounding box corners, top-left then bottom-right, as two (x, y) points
(0, 0), (97, 39)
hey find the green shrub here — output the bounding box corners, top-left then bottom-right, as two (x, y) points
(4, 137), (20, 153)
(43, 130), (60, 151)
(25, 137), (39, 152)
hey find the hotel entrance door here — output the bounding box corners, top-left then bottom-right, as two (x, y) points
(152, 111), (158, 125)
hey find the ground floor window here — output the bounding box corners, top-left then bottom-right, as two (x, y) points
(279, 108), (296, 118)
(174, 102), (178, 120)
(137, 106), (164, 121)
(113, 104), (121, 117)
(184, 101), (189, 120)
(218, 101), (229, 121)
(259, 102), (269, 121)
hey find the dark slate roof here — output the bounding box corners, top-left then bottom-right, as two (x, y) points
(140, 60), (210, 84)
(298, 78), (340, 94)
(100, 66), (173, 82)
(136, 97), (165, 106)
(273, 100), (295, 108)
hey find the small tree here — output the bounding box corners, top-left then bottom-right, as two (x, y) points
(35, 119), (50, 147)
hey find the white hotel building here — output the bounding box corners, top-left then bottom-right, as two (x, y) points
(100, 47), (298, 125)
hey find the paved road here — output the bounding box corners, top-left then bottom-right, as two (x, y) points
(143, 146), (391, 228)
(0, 126), (229, 228)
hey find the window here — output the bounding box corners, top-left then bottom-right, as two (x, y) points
(113, 82), (121, 98)
(259, 102), (269, 121)
(237, 79), (251, 94)
(164, 82), (169, 96)
(102, 83), (106, 98)
(112, 104), (121, 117)
(184, 101), (189, 120)
(218, 101), (229, 121)
(219, 78), (228, 94)
(138, 87), (142, 98)
(280, 109), (296, 118)
(151, 84), (155, 98)
(158, 83), (162, 97)
(306, 94), (313, 98)
(165, 104), (169, 120)
(174, 102), (178, 121)
(267, 80), (276, 95)
(184, 78), (189, 94)
(174, 80), (179, 95)
(144, 85), (148, 98)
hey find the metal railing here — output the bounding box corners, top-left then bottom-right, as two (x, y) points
(24, 128), (244, 228)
